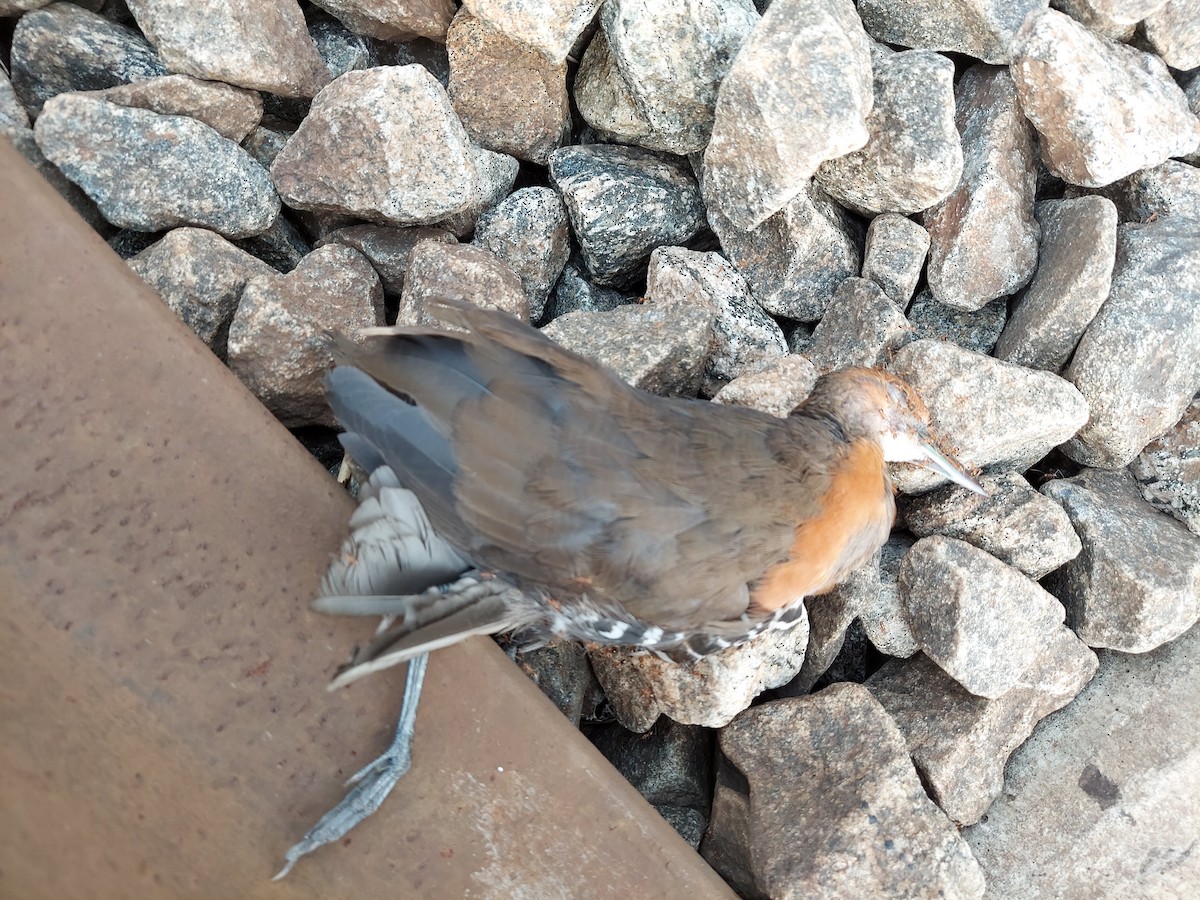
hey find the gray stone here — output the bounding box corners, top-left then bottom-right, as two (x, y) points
(815, 49), (962, 216)
(889, 340), (1089, 494)
(397, 242), (529, 326)
(271, 66), (477, 227)
(310, 0), (456, 42)
(1143, 0), (1200, 71)
(1052, 0), (1162, 39)
(125, 0), (330, 99)
(0, 64), (105, 231)
(588, 611), (808, 732)
(34, 94), (280, 238)
(703, 0), (873, 231)
(867, 626), (1098, 826)
(129, 227), (277, 358)
(461, 0), (604, 64)
(473, 187), (571, 322)
(906, 292), (1006, 355)
(1012, 8), (1200, 187)
(233, 214), (311, 274)
(504, 637), (596, 725)
(709, 182), (863, 322)
(227, 245), (385, 427)
(541, 295), (717, 397)
(858, 0), (1047, 64)
(705, 685), (985, 899)
(589, 718), (713, 846)
(994, 196), (1117, 373)
(900, 536), (1068, 698)
(10, 2), (167, 116)
(646, 247), (787, 395)
(1063, 217), (1200, 468)
(546, 258), (631, 321)
(574, 0), (758, 155)
(308, 14), (377, 79)
(861, 533), (920, 658)
(860, 213), (930, 308)
(962, 620), (1200, 897)
(1130, 397), (1200, 537)
(805, 278), (913, 374)
(446, 10), (570, 165)
(903, 471), (1082, 580)
(924, 64), (1040, 311)
(1115, 160), (1200, 223)
(435, 143), (519, 237)
(1042, 468), (1200, 652)
(711, 355), (819, 419)
(317, 225), (458, 303)
(549, 144), (707, 287)
(786, 556), (880, 696)
(87, 74), (263, 143)
(240, 120), (293, 170)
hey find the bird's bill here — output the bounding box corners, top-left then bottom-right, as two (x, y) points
(918, 440), (987, 495)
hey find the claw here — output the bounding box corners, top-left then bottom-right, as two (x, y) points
(274, 653), (429, 879)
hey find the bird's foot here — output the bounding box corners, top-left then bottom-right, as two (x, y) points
(274, 652), (429, 880)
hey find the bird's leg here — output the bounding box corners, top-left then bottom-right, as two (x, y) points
(273, 652), (430, 880)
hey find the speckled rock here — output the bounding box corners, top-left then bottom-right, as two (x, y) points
(900, 537), (1068, 699)
(397, 242), (529, 326)
(588, 612), (808, 732)
(858, 0), (1047, 64)
(310, 0), (456, 42)
(867, 625), (1098, 826)
(805, 277), (913, 374)
(461, 0), (604, 64)
(549, 144), (707, 286)
(1042, 468), (1200, 653)
(1012, 8), (1200, 187)
(709, 181), (863, 322)
(994, 196), (1117, 373)
(546, 258), (631, 321)
(472, 187), (570, 322)
(447, 10), (570, 165)
(703, 0), (873, 231)
(226, 245), (384, 427)
(1115, 160), (1200, 223)
(815, 49), (962, 216)
(85, 74), (263, 142)
(9, 2), (167, 116)
(860, 214), (930, 308)
(1062, 216), (1200, 468)
(861, 533), (920, 658)
(903, 471), (1081, 580)
(647, 247), (786, 395)
(317, 224), (457, 305)
(541, 295), (718, 397)
(711, 355), (819, 419)
(1143, 0), (1200, 71)
(435, 143), (519, 237)
(923, 64), (1039, 311)
(704, 685), (985, 899)
(906, 292), (1006, 355)
(889, 340), (1089, 493)
(271, 66), (477, 227)
(125, 0), (330, 98)
(35, 93), (279, 238)
(1130, 398), (1200, 537)
(574, 0), (758, 155)
(129, 227), (277, 357)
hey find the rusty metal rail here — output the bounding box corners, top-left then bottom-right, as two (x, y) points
(0, 138), (733, 899)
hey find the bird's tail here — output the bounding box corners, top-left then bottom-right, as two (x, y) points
(315, 467), (528, 689)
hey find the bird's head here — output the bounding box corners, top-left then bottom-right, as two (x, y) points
(800, 368), (985, 495)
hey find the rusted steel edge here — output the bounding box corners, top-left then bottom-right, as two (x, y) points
(0, 138), (734, 899)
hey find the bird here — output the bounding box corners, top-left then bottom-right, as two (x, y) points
(275, 297), (983, 877)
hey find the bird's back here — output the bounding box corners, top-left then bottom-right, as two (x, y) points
(327, 300), (851, 631)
